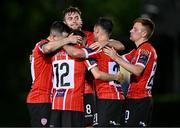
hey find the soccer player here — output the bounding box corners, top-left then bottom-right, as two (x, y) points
(49, 30), (124, 127)
(62, 19), (126, 127)
(91, 17), (125, 127)
(62, 6), (125, 126)
(104, 17), (157, 127)
(26, 21), (80, 127)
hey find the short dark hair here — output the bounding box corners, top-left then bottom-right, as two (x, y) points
(50, 21), (71, 35)
(69, 29), (85, 38)
(95, 17), (113, 36)
(63, 6), (81, 19)
(134, 17), (155, 39)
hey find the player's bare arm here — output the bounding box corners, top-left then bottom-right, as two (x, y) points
(89, 39), (125, 52)
(63, 45), (87, 58)
(90, 66), (124, 83)
(41, 34), (82, 54)
(108, 39), (125, 51)
(104, 46), (144, 76)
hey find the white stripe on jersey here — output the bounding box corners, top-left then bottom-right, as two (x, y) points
(52, 91), (57, 109)
(63, 89), (68, 110)
(82, 48), (89, 58)
(85, 60), (97, 71)
(115, 87), (120, 99)
(31, 57), (35, 83)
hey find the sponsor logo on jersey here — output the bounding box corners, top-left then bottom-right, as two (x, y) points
(56, 89), (66, 97)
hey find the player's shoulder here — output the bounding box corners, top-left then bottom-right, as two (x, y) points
(140, 41), (153, 48)
(36, 39), (48, 46)
(33, 39), (49, 54)
(139, 42), (155, 52)
(139, 42), (157, 58)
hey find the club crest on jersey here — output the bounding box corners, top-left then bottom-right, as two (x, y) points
(41, 118), (47, 126)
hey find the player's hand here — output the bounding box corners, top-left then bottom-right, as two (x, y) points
(89, 42), (101, 50)
(89, 41), (106, 52)
(67, 33), (82, 44)
(116, 72), (124, 84)
(103, 46), (118, 60)
(89, 41), (109, 50)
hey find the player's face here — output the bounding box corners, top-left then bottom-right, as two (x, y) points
(129, 22), (146, 42)
(93, 26), (101, 42)
(64, 12), (82, 30)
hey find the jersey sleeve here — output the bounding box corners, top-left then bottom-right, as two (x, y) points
(122, 49), (136, 63)
(135, 48), (151, 68)
(84, 58), (97, 71)
(38, 40), (49, 54)
(82, 47), (101, 59)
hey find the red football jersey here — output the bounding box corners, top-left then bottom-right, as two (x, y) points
(122, 42), (157, 99)
(26, 39), (53, 103)
(85, 31), (94, 47)
(84, 31), (95, 94)
(51, 45), (97, 112)
(89, 48), (125, 100)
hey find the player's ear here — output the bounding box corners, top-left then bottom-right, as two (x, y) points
(142, 31), (147, 38)
(52, 35), (56, 40)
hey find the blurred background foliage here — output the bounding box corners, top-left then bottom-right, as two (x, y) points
(0, 0), (180, 126)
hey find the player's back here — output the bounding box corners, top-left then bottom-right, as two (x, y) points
(27, 39), (53, 103)
(51, 45), (89, 112)
(94, 50), (125, 100)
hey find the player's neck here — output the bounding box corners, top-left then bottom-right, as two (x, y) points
(135, 38), (148, 47)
